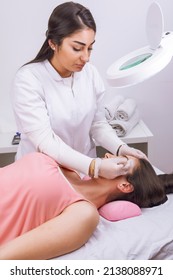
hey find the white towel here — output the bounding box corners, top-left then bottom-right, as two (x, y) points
(105, 95), (124, 121)
(115, 98), (137, 121)
(109, 109), (140, 137)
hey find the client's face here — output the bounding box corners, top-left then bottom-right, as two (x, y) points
(105, 153), (139, 175)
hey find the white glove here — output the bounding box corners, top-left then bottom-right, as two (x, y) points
(118, 144), (148, 160)
(97, 157), (129, 179)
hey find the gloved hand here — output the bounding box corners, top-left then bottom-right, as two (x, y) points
(97, 157), (129, 179)
(118, 144), (148, 160)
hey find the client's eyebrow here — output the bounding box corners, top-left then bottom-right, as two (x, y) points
(123, 155), (129, 160)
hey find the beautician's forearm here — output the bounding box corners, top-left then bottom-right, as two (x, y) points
(27, 128), (92, 176)
(90, 121), (124, 154)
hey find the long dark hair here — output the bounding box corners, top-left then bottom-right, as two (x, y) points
(121, 159), (172, 208)
(158, 173), (173, 195)
(26, 2), (96, 65)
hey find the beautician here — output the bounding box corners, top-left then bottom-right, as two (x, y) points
(11, 1), (146, 179)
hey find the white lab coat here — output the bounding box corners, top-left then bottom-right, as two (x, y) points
(11, 60), (124, 175)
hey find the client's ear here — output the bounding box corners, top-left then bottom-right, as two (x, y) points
(117, 182), (134, 193)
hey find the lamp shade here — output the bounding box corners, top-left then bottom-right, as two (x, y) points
(107, 2), (173, 88)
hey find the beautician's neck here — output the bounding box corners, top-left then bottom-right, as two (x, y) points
(49, 58), (72, 78)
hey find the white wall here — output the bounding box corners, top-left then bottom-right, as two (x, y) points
(0, 0), (173, 172)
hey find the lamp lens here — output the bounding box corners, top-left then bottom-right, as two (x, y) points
(120, 53), (152, 70)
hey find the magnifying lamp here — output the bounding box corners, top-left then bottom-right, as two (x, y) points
(107, 2), (173, 87)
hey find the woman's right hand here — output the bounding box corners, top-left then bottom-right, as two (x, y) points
(98, 157), (129, 179)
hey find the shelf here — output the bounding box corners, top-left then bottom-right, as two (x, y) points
(121, 120), (153, 144)
(0, 132), (18, 154)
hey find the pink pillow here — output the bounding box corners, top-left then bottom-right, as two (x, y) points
(98, 201), (142, 221)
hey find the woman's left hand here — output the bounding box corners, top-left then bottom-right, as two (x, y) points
(118, 144), (148, 160)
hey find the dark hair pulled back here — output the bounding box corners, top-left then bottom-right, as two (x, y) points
(121, 159), (169, 208)
(26, 2), (96, 64)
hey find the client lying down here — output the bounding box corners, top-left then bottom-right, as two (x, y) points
(0, 152), (172, 260)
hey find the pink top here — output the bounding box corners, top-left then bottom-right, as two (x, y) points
(0, 153), (86, 245)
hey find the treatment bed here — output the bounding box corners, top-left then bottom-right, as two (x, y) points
(55, 166), (173, 260)
(55, 194), (173, 260)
